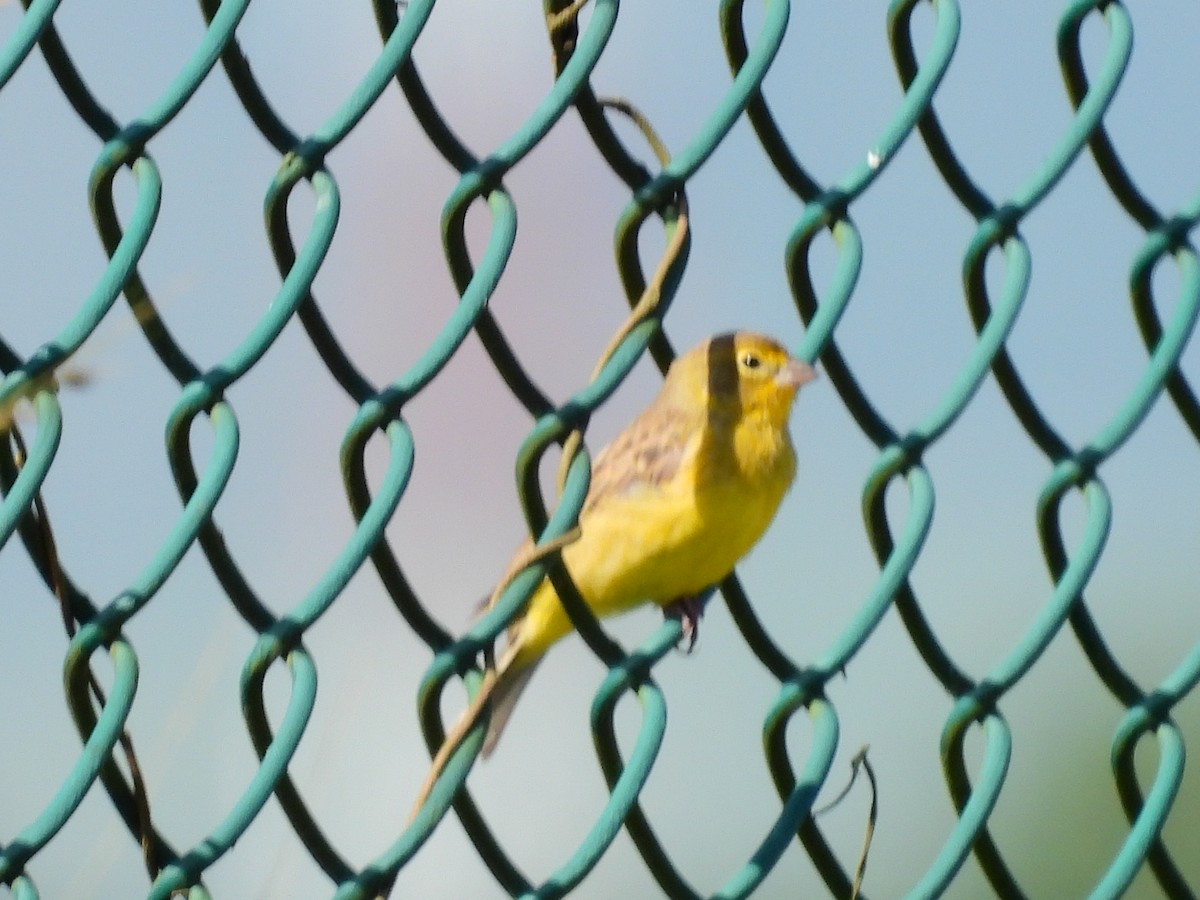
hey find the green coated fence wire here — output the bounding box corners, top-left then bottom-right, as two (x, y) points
(1, 0), (1198, 897)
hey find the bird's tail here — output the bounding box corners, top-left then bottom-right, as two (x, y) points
(407, 641), (538, 824)
(480, 655), (540, 758)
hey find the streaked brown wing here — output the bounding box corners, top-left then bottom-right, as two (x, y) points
(583, 400), (698, 513)
(479, 401), (698, 620)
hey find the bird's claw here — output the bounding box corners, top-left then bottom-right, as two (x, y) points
(664, 594), (705, 653)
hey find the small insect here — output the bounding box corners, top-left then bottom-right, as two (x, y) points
(1, 276), (195, 434)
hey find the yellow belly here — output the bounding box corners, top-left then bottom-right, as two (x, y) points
(512, 466), (791, 663)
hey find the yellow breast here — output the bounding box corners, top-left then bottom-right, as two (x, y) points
(513, 413), (795, 663)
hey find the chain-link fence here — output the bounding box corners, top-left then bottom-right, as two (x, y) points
(1, 1), (1198, 897)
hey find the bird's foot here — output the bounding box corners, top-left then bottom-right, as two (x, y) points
(663, 594), (705, 654)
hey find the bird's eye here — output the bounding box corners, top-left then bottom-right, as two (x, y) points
(741, 352), (762, 370)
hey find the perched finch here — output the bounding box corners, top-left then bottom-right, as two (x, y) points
(477, 330), (816, 754)
(409, 331), (815, 819)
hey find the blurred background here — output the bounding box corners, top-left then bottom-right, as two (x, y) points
(0, 1), (1197, 897)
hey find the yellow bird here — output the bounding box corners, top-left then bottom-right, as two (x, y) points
(410, 331), (814, 816)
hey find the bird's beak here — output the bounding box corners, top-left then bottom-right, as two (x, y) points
(777, 359), (817, 389)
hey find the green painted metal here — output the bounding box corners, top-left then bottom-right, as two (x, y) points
(0, 0), (1196, 897)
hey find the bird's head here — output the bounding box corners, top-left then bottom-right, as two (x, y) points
(667, 331), (816, 427)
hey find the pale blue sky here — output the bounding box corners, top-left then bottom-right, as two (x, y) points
(1, 2), (1198, 898)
